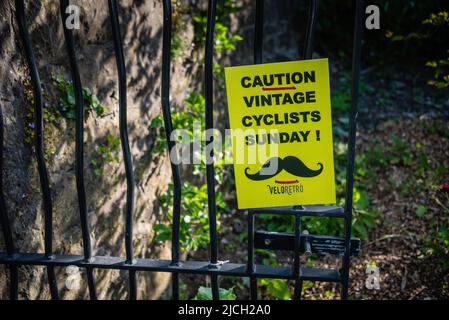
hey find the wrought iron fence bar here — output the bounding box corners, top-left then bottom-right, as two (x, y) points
(0, 252), (342, 282)
(205, 0), (220, 300)
(248, 0), (265, 301)
(85, 266), (97, 299)
(293, 278), (303, 300)
(246, 212), (257, 300)
(45, 267), (58, 300)
(8, 263), (19, 300)
(254, 0), (264, 64)
(246, 212), (255, 275)
(59, 0), (97, 300)
(341, 0), (364, 300)
(249, 205), (344, 217)
(302, 0), (318, 60)
(0, 110), (14, 256)
(15, 0), (59, 300)
(249, 277), (258, 300)
(0, 106), (19, 300)
(292, 214), (302, 300)
(161, 0), (183, 301)
(108, 0), (137, 300)
(299, 267), (340, 282)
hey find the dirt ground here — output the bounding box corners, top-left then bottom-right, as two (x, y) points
(307, 118), (449, 300)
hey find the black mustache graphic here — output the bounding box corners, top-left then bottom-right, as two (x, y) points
(245, 156), (323, 181)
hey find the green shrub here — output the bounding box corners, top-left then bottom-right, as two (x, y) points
(259, 279), (291, 300)
(319, 1), (446, 65)
(386, 10), (449, 87)
(426, 218), (449, 270)
(193, 286), (236, 300)
(192, 0), (242, 54)
(425, 192), (449, 270)
(150, 91), (205, 154)
(154, 182), (229, 251)
(54, 74), (105, 119)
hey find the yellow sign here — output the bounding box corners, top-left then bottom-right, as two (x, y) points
(225, 59), (336, 209)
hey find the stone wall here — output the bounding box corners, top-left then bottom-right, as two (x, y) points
(0, 0), (199, 299)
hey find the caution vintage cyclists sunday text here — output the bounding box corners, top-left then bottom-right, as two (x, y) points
(225, 59), (336, 209)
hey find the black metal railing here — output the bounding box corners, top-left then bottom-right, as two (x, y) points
(60, 0), (97, 300)
(0, 0), (364, 300)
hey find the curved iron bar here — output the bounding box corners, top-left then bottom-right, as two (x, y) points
(302, 0), (319, 60)
(0, 106), (19, 300)
(108, 0), (137, 300)
(59, 0), (97, 300)
(15, 0), (59, 300)
(161, 0), (183, 300)
(205, 0), (220, 300)
(341, 0), (364, 300)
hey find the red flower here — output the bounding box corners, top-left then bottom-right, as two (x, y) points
(442, 183), (449, 193)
